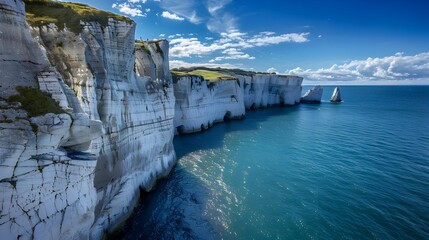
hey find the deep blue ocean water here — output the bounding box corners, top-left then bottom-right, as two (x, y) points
(117, 86), (429, 239)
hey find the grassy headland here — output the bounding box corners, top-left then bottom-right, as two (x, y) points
(171, 68), (238, 83)
(24, 0), (133, 33)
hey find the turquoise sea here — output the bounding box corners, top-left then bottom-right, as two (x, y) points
(116, 86), (429, 239)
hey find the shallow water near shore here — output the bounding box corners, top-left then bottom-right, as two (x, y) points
(116, 86), (429, 239)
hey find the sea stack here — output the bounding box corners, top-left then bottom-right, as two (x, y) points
(330, 87), (342, 102)
(300, 85), (323, 103)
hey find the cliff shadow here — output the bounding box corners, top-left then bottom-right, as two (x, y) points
(110, 165), (221, 240)
(174, 105), (301, 159)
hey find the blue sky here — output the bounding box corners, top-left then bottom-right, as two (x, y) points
(63, 0), (429, 84)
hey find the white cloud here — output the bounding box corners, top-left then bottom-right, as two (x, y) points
(285, 52), (429, 82)
(207, 0), (232, 14)
(160, 0), (202, 24)
(161, 11), (185, 21)
(169, 30), (310, 58)
(170, 60), (240, 69)
(159, 0), (234, 32)
(267, 67), (277, 73)
(207, 12), (237, 33)
(208, 47), (255, 62)
(128, 0), (147, 3)
(112, 3), (145, 17)
(259, 31), (275, 36)
(247, 32), (309, 46)
(222, 48), (242, 55)
(159, 33), (166, 37)
(209, 54), (255, 62)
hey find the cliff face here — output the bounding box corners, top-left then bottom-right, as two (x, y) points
(240, 74), (303, 108)
(174, 77), (245, 134)
(0, 0), (49, 97)
(173, 74), (302, 134)
(0, 1), (175, 239)
(1, 1), (304, 238)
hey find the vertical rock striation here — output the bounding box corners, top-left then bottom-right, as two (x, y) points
(174, 76), (245, 134)
(173, 72), (303, 134)
(0, 0), (49, 97)
(239, 74), (303, 108)
(1, 1), (175, 239)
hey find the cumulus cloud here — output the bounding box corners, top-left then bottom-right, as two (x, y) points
(285, 52), (429, 82)
(209, 48), (255, 62)
(169, 30), (309, 58)
(247, 32), (309, 46)
(161, 11), (185, 21)
(267, 67), (277, 73)
(209, 54), (255, 62)
(112, 3), (145, 17)
(128, 0), (147, 3)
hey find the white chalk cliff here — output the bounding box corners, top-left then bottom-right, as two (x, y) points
(0, 0), (304, 239)
(0, 1), (175, 239)
(330, 87), (342, 102)
(174, 73), (303, 133)
(174, 76), (245, 134)
(301, 85), (323, 103)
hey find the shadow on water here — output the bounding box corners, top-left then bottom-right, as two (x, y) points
(174, 105), (302, 159)
(113, 168), (217, 240)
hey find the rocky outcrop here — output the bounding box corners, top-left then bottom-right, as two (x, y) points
(173, 73), (302, 134)
(239, 74), (303, 108)
(174, 77), (245, 134)
(0, 1), (175, 239)
(301, 85), (323, 103)
(0, 108), (100, 240)
(330, 87), (342, 102)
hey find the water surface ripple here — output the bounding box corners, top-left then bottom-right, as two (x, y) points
(117, 86), (429, 240)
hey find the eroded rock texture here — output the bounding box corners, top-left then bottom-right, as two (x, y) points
(0, 1), (175, 239)
(174, 74), (303, 134)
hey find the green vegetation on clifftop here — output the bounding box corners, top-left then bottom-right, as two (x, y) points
(24, 0), (133, 34)
(172, 66), (297, 78)
(171, 69), (237, 83)
(135, 40), (151, 54)
(7, 86), (65, 117)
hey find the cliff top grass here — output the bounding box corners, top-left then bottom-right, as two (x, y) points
(24, 0), (133, 34)
(135, 40), (151, 54)
(171, 69), (236, 82)
(171, 66), (298, 78)
(135, 40), (166, 55)
(7, 86), (65, 117)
